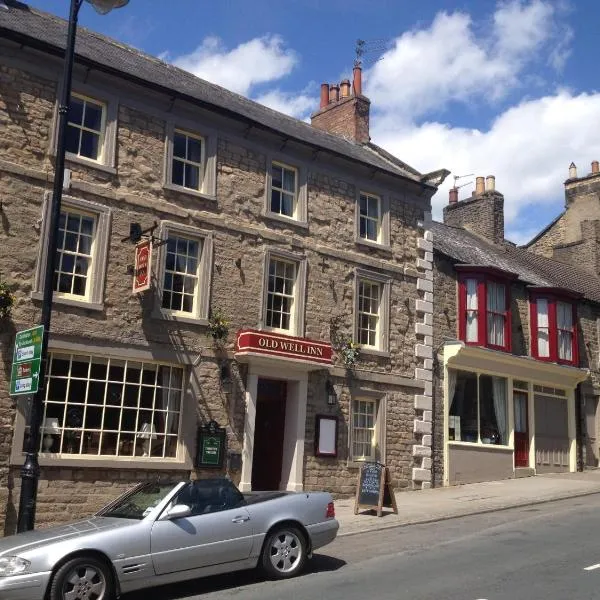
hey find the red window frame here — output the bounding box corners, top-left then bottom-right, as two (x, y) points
(457, 269), (512, 352)
(530, 290), (578, 366)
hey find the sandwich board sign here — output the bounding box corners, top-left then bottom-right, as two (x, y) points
(10, 325), (44, 396)
(354, 461), (398, 517)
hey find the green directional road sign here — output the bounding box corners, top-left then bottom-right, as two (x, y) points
(10, 325), (44, 396)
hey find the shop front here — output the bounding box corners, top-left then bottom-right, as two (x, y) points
(442, 342), (588, 486)
(234, 329), (333, 492)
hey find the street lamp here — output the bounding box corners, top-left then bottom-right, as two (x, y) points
(17, 0), (130, 534)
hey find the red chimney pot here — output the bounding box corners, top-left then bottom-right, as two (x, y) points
(319, 83), (329, 109)
(353, 64), (362, 96)
(449, 188), (458, 204)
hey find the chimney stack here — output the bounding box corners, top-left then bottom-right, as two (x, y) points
(311, 62), (371, 143)
(319, 83), (329, 109)
(475, 176), (485, 195)
(592, 160), (599, 174)
(569, 162), (578, 179)
(340, 79), (351, 98)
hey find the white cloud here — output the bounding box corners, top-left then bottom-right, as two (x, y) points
(371, 91), (600, 242)
(254, 89), (315, 120)
(172, 35), (298, 96)
(365, 0), (564, 120)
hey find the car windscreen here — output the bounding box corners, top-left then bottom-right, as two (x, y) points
(97, 482), (178, 519)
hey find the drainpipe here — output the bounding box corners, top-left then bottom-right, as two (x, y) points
(576, 384), (584, 471)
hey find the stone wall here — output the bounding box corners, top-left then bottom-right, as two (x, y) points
(443, 191), (504, 244)
(0, 48), (429, 530)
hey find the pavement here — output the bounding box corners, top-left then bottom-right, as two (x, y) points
(334, 469), (600, 537)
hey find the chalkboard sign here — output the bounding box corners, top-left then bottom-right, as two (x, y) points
(354, 462), (398, 517)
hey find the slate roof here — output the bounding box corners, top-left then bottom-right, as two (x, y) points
(431, 220), (600, 304)
(0, 1), (434, 187)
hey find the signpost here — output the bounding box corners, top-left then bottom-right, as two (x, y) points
(132, 239), (152, 293)
(10, 326), (44, 396)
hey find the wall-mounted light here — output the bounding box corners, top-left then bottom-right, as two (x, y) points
(326, 379), (337, 406)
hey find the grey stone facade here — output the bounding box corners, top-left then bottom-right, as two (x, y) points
(0, 5), (445, 532)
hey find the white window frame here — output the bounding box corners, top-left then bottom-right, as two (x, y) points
(264, 158), (308, 226)
(33, 193), (111, 311)
(65, 93), (107, 164)
(353, 268), (391, 354)
(349, 393), (387, 464)
(51, 82), (118, 174)
(170, 129), (205, 191)
(10, 340), (195, 470)
(355, 190), (390, 248)
(154, 221), (213, 325)
(260, 248), (307, 336)
(164, 120), (217, 200)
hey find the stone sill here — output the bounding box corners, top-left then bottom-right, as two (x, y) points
(163, 182), (217, 202)
(65, 153), (117, 176)
(31, 291), (104, 312)
(11, 454), (193, 470)
(354, 237), (392, 253)
(263, 211), (309, 230)
(152, 308), (209, 327)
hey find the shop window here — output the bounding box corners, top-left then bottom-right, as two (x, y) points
(448, 369), (508, 445)
(458, 273), (511, 352)
(530, 293), (578, 365)
(30, 353), (184, 459)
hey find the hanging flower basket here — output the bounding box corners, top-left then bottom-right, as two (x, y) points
(207, 308), (229, 341)
(0, 282), (14, 320)
(329, 315), (360, 369)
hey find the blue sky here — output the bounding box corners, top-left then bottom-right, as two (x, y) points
(24, 0), (600, 243)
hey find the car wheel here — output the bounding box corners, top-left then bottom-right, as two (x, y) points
(261, 525), (307, 579)
(49, 555), (115, 600)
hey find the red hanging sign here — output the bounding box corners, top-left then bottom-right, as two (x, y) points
(133, 239), (152, 293)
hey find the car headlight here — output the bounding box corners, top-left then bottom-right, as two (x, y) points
(0, 556), (31, 577)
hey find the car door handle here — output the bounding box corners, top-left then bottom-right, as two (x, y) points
(232, 516), (250, 524)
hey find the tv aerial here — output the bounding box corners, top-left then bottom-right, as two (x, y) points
(453, 173), (474, 190)
(355, 38), (393, 66)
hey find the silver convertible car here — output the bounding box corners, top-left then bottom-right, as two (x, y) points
(0, 478), (339, 600)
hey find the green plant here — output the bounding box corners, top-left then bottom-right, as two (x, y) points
(207, 307), (229, 341)
(0, 281), (14, 320)
(329, 315), (360, 368)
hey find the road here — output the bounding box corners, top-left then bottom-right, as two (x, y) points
(127, 494), (600, 600)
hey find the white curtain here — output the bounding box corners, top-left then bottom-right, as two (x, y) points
(491, 376), (507, 444)
(487, 282), (505, 346)
(557, 301), (573, 361)
(537, 299), (550, 357)
(447, 369), (459, 441)
(466, 279), (478, 342)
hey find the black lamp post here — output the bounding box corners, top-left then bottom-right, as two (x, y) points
(17, 0), (130, 534)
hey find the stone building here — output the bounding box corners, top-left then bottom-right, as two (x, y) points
(431, 175), (600, 487)
(0, 2), (448, 533)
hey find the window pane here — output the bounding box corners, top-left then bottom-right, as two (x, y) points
(266, 258), (296, 330)
(281, 192), (294, 217)
(187, 136), (202, 163)
(557, 302), (572, 329)
(68, 97), (84, 126)
(184, 163), (200, 190)
(352, 399), (376, 460)
(80, 130), (100, 160)
(448, 370), (478, 442)
(559, 331), (573, 361)
(479, 375), (507, 445)
(358, 280), (380, 348)
(282, 168), (295, 193)
(84, 101), (103, 131)
(536, 299), (550, 357)
(465, 279), (478, 342)
(272, 164), (283, 189)
(173, 132), (186, 159)
(172, 159), (184, 186)
(65, 125), (80, 155)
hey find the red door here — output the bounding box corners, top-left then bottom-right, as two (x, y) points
(251, 379), (287, 490)
(514, 391), (529, 467)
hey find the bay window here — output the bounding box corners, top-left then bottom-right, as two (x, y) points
(530, 291), (578, 365)
(458, 270), (511, 352)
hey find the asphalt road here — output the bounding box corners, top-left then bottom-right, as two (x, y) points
(127, 494), (600, 600)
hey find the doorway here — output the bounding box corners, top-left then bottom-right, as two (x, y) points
(251, 378), (287, 490)
(514, 391), (529, 467)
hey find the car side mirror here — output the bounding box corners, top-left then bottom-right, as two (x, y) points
(165, 504), (192, 520)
